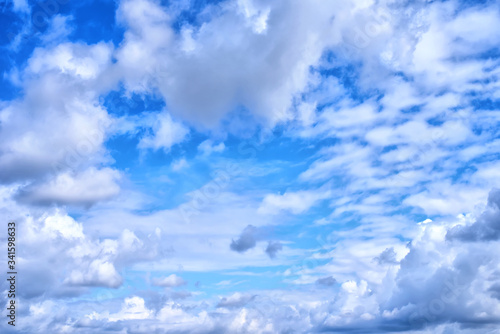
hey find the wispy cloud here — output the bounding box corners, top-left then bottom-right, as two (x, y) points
(0, 0), (499, 333)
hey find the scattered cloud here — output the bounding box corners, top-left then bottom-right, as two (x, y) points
(230, 225), (259, 253)
(198, 139), (225, 156)
(265, 241), (282, 259)
(16, 167), (121, 206)
(447, 188), (500, 242)
(171, 158), (189, 171)
(1, 0), (499, 333)
(217, 293), (256, 308)
(152, 274), (187, 288)
(138, 112), (189, 151)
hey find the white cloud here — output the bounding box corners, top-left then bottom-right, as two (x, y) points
(11, 208), (164, 297)
(41, 210), (84, 240)
(198, 139), (225, 156)
(16, 167), (121, 206)
(138, 112), (189, 151)
(0, 41), (114, 186)
(114, 0), (173, 92)
(171, 158), (189, 171)
(365, 120), (473, 148)
(298, 144), (373, 182)
(217, 292), (255, 308)
(14, 191), (500, 333)
(152, 274), (187, 287)
(40, 15), (74, 45)
(404, 183), (488, 216)
(28, 41), (113, 80)
(3, 1), (500, 333)
(258, 189), (330, 215)
(66, 259), (122, 288)
(108, 297), (153, 321)
(115, 0), (347, 128)
(11, 0), (29, 13)
(156, 301), (211, 329)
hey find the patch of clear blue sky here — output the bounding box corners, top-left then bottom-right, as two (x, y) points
(70, 0), (123, 45)
(455, 0), (493, 12)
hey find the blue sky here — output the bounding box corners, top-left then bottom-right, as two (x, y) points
(1, 0), (500, 333)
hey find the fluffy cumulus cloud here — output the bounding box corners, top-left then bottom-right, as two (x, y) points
(65, 258), (122, 288)
(138, 112), (190, 151)
(0, 51), (112, 183)
(114, 0), (350, 128)
(447, 188), (500, 242)
(1, 0), (500, 333)
(16, 167), (121, 206)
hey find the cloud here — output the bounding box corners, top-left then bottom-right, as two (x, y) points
(447, 188), (500, 242)
(108, 297), (153, 321)
(9, 0), (29, 14)
(152, 274), (187, 288)
(298, 144), (373, 183)
(230, 225), (259, 253)
(0, 41), (114, 187)
(316, 276), (337, 287)
(265, 241), (282, 259)
(2, 0), (500, 333)
(40, 15), (74, 45)
(28, 41), (113, 81)
(10, 210), (163, 298)
(374, 247), (398, 265)
(138, 112), (189, 151)
(16, 167), (121, 206)
(217, 292), (256, 309)
(171, 158), (189, 171)
(41, 210), (84, 240)
(65, 259), (123, 288)
(198, 139), (225, 156)
(10, 190), (500, 332)
(258, 189), (330, 215)
(156, 301), (209, 326)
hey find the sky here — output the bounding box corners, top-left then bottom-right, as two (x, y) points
(0, 0), (500, 333)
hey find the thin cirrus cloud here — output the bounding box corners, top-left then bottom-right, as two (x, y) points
(0, 0), (499, 333)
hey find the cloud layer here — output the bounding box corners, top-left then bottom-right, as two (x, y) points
(0, 0), (499, 333)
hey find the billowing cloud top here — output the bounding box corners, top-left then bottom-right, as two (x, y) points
(0, 0), (500, 333)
